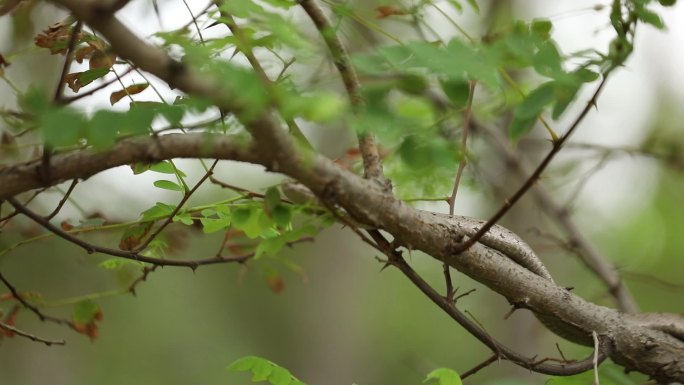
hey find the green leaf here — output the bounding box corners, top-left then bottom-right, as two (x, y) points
(123, 104), (155, 135)
(228, 356), (261, 371)
(264, 187), (282, 213)
(227, 356), (305, 385)
(424, 368), (462, 385)
(78, 67), (110, 87)
(533, 41), (563, 78)
(440, 79), (470, 107)
(153, 180), (184, 191)
(141, 202), (175, 221)
(89, 110), (125, 150)
(72, 300), (100, 324)
(531, 19), (553, 40)
(509, 114), (538, 141)
(39, 108), (87, 147)
(173, 212), (194, 226)
(397, 73), (429, 95)
(232, 207), (253, 227)
(551, 83), (580, 119)
(636, 8), (665, 29)
(516, 81), (556, 119)
(658, 0), (676, 6)
(200, 217), (231, 233)
(271, 204), (292, 228)
(268, 366), (293, 385)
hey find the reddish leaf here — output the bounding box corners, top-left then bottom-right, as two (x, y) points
(375, 5), (407, 19)
(74, 45), (96, 63)
(0, 54), (9, 76)
(63, 72), (82, 92)
(266, 274), (285, 294)
(1, 306), (20, 337)
(60, 221), (74, 231)
(110, 83), (149, 105)
(72, 302), (103, 341)
(119, 221), (153, 251)
(34, 22), (79, 55)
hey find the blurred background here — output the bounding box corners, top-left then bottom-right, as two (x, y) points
(1, 1), (684, 384)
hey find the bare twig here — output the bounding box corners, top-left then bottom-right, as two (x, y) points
(54, 21), (83, 103)
(366, 230), (605, 376)
(454, 76), (611, 253)
(476, 121), (638, 313)
(0, 271), (74, 329)
(44, 179), (79, 220)
(460, 354), (498, 380)
(0, 320), (66, 346)
(448, 81), (476, 215)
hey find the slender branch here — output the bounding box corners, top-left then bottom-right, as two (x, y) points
(448, 81), (476, 215)
(298, 0), (388, 186)
(460, 354), (498, 380)
(0, 271), (74, 329)
(454, 76), (611, 253)
(7, 197), (312, 268)
(367, 230), (605, 376)
(0, 320), (66, 346)
(476, 121), (638, 313)
(44, 179), (79, 220)
(54, 21), (83, 103)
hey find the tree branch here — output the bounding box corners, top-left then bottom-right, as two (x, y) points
(298, 0), (388, 187)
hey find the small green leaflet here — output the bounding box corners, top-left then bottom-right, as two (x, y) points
(153, 179), (184, 192)
(509, 81), (555, 140)
(424, 368), (462, 385)
(228, 356), (307, 385)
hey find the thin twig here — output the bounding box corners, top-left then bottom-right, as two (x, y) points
(454, 75), (611, 254)
(0, 271), (74, 329)
(593, 331), (601, 385)
(44, 179), (79, 220)
(365, 230), (605, 376)
(460, 354), (498, 380)
(54, 21), (83, 103)
(7, 197), (311, 268)
(0, 320), (66, 346)
(476, 121), (639, 313)
(443, 81), (475, 301)
(448, 81), (476, 215)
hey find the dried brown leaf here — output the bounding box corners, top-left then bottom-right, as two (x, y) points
(109, 83), (149, 105)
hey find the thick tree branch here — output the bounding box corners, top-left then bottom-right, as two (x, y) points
(0, 134), (258, 200)
(476, 121), (639, 313)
